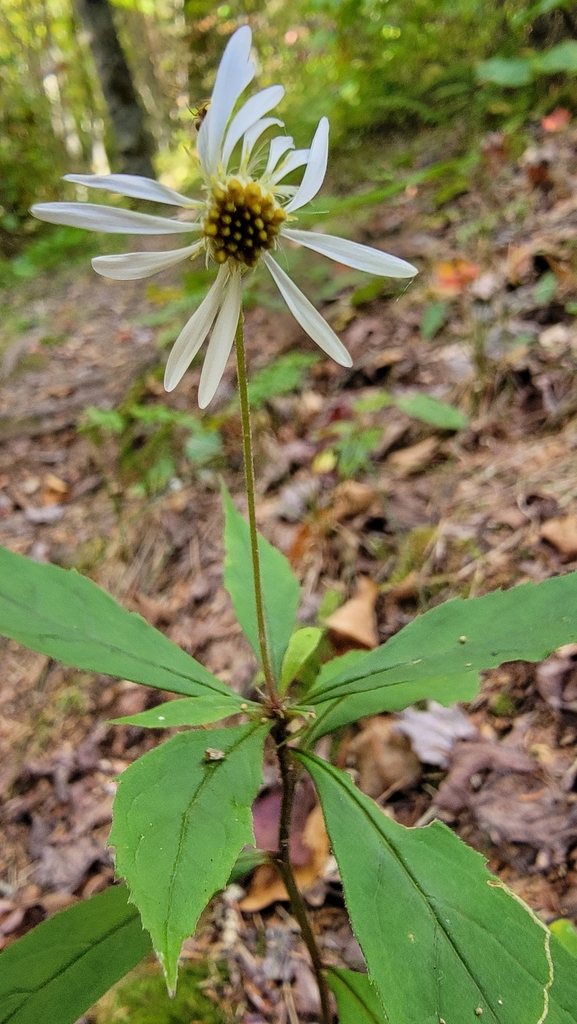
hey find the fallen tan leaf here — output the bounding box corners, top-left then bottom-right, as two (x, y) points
(325, 576), (379, 649)
(339, 716), (421, 799)
(387, 436), (439, 476)
(541, 515), (577, 560)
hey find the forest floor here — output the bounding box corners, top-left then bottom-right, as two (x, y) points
(2, 117), (577, 1020)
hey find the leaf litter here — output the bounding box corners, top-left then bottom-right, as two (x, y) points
(4, 118), (577, 1016)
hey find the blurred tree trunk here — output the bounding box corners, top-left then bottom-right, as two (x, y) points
(73, 0), (156, 178)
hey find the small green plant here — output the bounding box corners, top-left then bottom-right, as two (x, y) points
(3, 26), (577, 1024)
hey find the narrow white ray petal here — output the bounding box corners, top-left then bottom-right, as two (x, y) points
(92, 241), (204, 281)
(31, 202), (196, 234)
(198, 268), (242, 408)
(221, 86), (284, 171)
(284, 117), (329, 213)
(63, 174), (200, 208)
(164, 267), (229, 392)
(262, 253), (352, 367)
(198, 26), (255, 175)
(265, 136), (294, 176)
(270, 148), (310, 184)
(282, 228), (418, 278)
(241, 118), (283, 167)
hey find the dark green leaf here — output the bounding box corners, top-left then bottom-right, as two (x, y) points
(111, 694), (259, 728)
(222, 487), (300, 681)
(305, 572), (577, 739)
(301, 753), (577, 1024)
(326, 968), (385, 1024)
(0, 884), (150, 1024)
(394, 393), (467, 430)
(0, 546), (231, 699)
(110, 723), (268, 993)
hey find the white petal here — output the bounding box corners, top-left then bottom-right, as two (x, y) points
(241, 118), (283, 167)
(282, 228), (418, 278)
(198, 26), (255, 176)
(198, 268), (242, 408)
(63, 174), (200, 207)
(221, 86), (284, 171)
(31, 202), (196, 234)
(262, 252), (352, 367)
(265, 136), (294, 176)
(270, 148), (310, 184)
(284, 117), (329, 213)
(164, 267), (229, 392)
(92, 241), (204, 280)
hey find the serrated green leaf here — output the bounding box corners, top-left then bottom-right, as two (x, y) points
(279, 627), (323, 695)
(305, 572), (577, 739)
(301, 753), (577, 1024)
(111, 694), (259, 728)
(326, 968), (385, 1024)
(222, 486), (300, 681)
(0, 546), (231, 699)
(394, 393), (467, 431)
(0, 884), (151, 1024)
(110, 723), (268, 993)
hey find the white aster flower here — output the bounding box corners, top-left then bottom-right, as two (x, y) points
(32, 26), (417, 409)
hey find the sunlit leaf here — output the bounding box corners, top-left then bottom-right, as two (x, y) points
(301, 753), (577, 1024)
(110, 723), (269, 993)
(222, 486), (300, 681)
(0, 884), (151, 1024)
(279, 627), (323, 694)
(305, 572), (577, 739)
(0, 546), (231, 699)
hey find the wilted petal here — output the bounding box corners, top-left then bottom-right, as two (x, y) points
(263, 252), (352, 366)
(282, 228), (418, 278)
(270, 148), (310, 184)
(164, 267), (229, 392)
(284, 117), (329, 213)
(222, 86), (285, 171)
(31, 202), (196, 234)
(92, 241), (204, 280)
(63, 174), (200, 207)
(198, 268), (242, 408)
(198, 26), (255, 176)
(241, 118), (283, 167)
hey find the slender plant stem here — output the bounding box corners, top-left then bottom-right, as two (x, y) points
(275, 723), (332, 1024)
(234, 314), (276, 701)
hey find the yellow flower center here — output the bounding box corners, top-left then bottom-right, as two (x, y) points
(203, 177), (287, 268)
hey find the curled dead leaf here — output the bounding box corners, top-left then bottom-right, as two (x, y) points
(325, 576), (379, 649)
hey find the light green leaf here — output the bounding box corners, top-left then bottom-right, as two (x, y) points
(305, 572), (577, 739)
(0, 884), (151, 1024)
(394, 393), (467, 431)
(279, 627), (323, 695)
(110, 723), (268, 993)
(550, 920), (577, 958)
(111, 694), (259, 728)
(0, 545), (232, 699)
(421, 300), (449, 340)
(301, 753), (577, 1024)
(222, 486), (300, 681)
(535, 41), (577, 74)
(326, 968), (385, 1024)
(476, 57), (533, 86)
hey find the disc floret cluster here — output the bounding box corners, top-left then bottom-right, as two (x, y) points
(204, 178), (287, 267)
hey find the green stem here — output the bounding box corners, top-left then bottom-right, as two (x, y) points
(234, 314), (276, 701)
(275, 724), (332, 1024)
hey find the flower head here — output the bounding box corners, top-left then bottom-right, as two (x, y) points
(32, 26), (417, 408)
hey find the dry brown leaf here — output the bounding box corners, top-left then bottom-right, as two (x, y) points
(331, 480), (378, 522)
(541, 515), (577, 560)
(339, 716), (421, 798)
(395, 701), (478, 768)
(325, 576), (379, 649)
(387, 437), (439, 476)
(41, 473), (70, 505)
